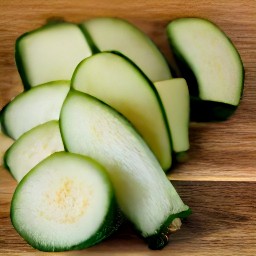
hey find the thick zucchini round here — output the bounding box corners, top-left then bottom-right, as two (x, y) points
(11, 152), (122, 252)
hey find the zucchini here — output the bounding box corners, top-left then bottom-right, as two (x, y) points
(60, 90), (191, 249)
(72, 52), (172, 170)
(167, 18), (244, 121)
(16, 22), (92, 89)
(11, 152), (121, 252)
(81, 17), (172, 81)
(5, 121), (64, 182)
(2, 80), (70, 139)
(154, 78), (190, 160)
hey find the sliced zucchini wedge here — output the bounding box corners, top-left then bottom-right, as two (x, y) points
(81, 17), (172, 82)
(5, 121), (64, 182)
(72, 52), (172, 170)
(60, 90), (191, 249)
(16, 22), (92, 89)
(154, 78), (190, 160)
(11, 152), (121, 252)
(167, 18), (244, 121)
(2, 80), (70, 139)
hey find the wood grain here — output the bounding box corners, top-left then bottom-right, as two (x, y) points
(0, 0), (256, 255)
(1, 178), (256, 256)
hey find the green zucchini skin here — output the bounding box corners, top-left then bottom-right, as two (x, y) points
(190, 97), (238, 122)
(10, 152), (123, 252)
(1, 104), (10, 136)
(171, 48), (242, 121)
(78, 24), (100, 54)
(167, 18), (244, 121)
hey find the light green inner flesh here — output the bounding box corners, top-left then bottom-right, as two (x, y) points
(72, 52), (172, 170)
(61, 92), (189, 237)
(154, 78), (190, 153)
(168, 18), (242, 105)
(12, 152), (111, 248)
(82, 17), (171, 82)
(19, 23), (92, 87)
(3, 81), (70, 140)
(6, 121), (64, 182)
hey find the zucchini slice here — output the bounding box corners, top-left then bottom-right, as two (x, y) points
(154, 78), (190, 160)
(11, 152), (121, 252)
(72, 52), (172, 170)
(16, 22), (92, 89)
(167, 18), (244, 121)
(2, 80), (70, 139)
(60, 91), (191, 248)
(5, 121), (64, 182)
(81, 17), (172, 82)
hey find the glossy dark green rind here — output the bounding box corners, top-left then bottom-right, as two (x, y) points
(78, 24), (100, 54)
(190, 97), (238, 122)
(1, 103), (10, 136)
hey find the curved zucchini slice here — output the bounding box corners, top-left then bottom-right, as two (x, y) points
(60, 91), (191, 248)
(2, 80), (70, 139)
(16, 22), (92, 89)
(167, 18), (244, 121)
(11, 152), (121, 252)
(72, 52), (172, 170)
(5, 121), (64, 182)
(154, 78), (190, 159)
(81, 17), (172, 82)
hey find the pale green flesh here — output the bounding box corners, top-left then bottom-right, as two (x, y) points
(60, 91), (189, 237)
(2, 81), (70, 139)
(82, 17), (172, 82)
(18, 23), (92, 87)
(154, 78), (190, 153)
(72, 52), (171, 170)
(5, 121), (64, 182)
(167, 18), (243, 105)
(11, 152), (113, 251)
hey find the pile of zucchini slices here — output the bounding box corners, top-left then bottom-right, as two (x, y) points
(1, 17), (243, 251)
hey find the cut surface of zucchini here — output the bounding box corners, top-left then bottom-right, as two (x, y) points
(60, 91), (190, 246)
(72, 52), (172, 170)
(2, 80), (70, 139)
(11, 152), (120, 252)
(167, 18), (244, 121)
(154, 78), (190, 155)
(81, 17), (172, 82)
(5, 121), (64, 182)
(16, 22), (92, 88)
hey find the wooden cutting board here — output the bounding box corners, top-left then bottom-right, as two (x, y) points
(0, 0), (256, 255)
